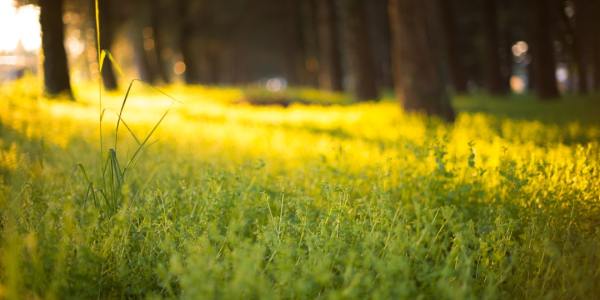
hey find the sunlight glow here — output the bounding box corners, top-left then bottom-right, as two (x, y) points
(174, 61), (186, 75)
(266, 78), (286, 92)
(510, 75), (525, 93)
(511, 41), (528, 57)
(0, 0), (41, 52)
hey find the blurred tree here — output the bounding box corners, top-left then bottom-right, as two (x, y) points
(95, 0), (119, 90)
(316, 0), (343, 91)
(594, 1), (600, 91)
(179, 0), (202, 84)
(482, 0), (509, 95)
(179, 0), (252, 85)
(338, 0), (379, 101)
(282, 0), (308, 86)
(366, 0), (393, 92)
(497, 0), (527, 93)
(451, 0), (484, 90)
(440, 0), (467, 93)
(389, 0), (455, 121)
(39, 0), (72, 97)
(557, 0), (586, 94)
(151, 0), (181, 84)
(530, 0), (560, 99)
(299, 0), (320, 87)
(129, 0), (157, 84)
(571, 0), (593, 93)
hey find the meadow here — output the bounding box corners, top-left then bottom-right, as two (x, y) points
(0, 78), (599, 299)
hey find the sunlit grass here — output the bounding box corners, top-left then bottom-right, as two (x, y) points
(0, 78), (599, 298)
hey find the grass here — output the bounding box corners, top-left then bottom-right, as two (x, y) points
(0, 77), (599, 299)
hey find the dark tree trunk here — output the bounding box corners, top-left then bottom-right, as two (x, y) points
(366, 0), (393, 91)
(482, 0), (508, 95)
(440, 0), (467, 93)
(131, 33), (156, 84)
(594, 0), (600, 92)
(593, 0), (600, 92)
(131, 2), (157, 84)
(388, 0), (455, 121)
(573, 0), (591, 94)
(316, 0), (343, 91)
(595, 49), (600, 92)
(180, 0), (202, 84)
(180, 36), (201, 84)
(39, 0), (72, 97)
(595, 10), (600, 92)
(339, 0), (379, 101)
(96, 0), (118, 90)
(205, 43), (221, 84)
(300, 0), (320, 87)
(530, 0), (560, 99)
(283, 0), (306, 86)
(152, 0), (185, 84)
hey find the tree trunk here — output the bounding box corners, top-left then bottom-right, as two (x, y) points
(130, 2), (157, 84)
(300, 0), (320, 87)
(530, 0), (560, 99)
(180, 35), (201, 84)
(482, 0), (507, 95)
(339, 0), (379, 101)
(595, 49), (600, 92)
(180, 0), (202, 84)
(573, 0), (592, 94)
(151, 6), (170, 84)
(316, 0), (343, 91)
(439, 0), (467, 93)
(96, 0), (118, 90)
(366, 0), (393, 91)
(283, 0), (306, 86)
(388, 0), (455, 121)
(592, 0), (600, 92)
(595, 15), (600, 92)
(39, 0), (72, 97)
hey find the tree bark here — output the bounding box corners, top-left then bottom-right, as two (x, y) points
(151, 0), (186, 85)
(366, 0), (393, 91)
(440, 0), (467, 93)
(283, 0), (306, 86)
(180, 0), (202, 84)
(316, 0), (343, 91)
(96, 0), (118, 90)
(593, 0), (600, 92)
(482, 0), (508, 95)
(180, 34), (201, 84)
(300, 0), (320, 87)
(339, 0), (379, 101)
(388, 0), (455, 121)
(573, 0), (592, 93)
(530, 0), (560, 99)
(39, 0), (72, 97)
(130, 2), (157, 84)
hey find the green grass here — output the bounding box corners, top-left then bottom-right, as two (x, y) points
(0, 79), (599, 299)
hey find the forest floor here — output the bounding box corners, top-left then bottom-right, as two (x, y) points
(0, 78), (599, 299)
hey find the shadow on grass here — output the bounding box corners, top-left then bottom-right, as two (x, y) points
(454, 93), (600, 126)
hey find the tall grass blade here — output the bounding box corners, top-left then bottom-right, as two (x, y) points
(99, 50), (107, 73)
(106, 51), (123, 76)
(124, 108), (171, 175)
(118, 118), (141, 145)
(114, 79), (137, 150)
(95, 0), (104, 163)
